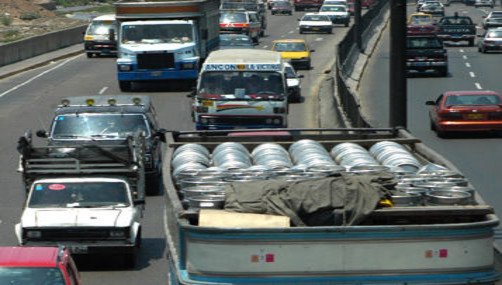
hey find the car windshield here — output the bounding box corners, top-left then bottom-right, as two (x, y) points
(424, 2), (441, 6)
(28, 182), (130, 208)
(51, 113), (150, 140)
(0, 267), (65, 285)
(445, 95), (501, 106)
(220, 35), (253, 46)
(407, 37), (443, 48)
(409, 15), (433, 24)
(198, 71), (285, 97)
(122, 23), (193, 44)
(87, 20), (115, 36)
(273, 42), (307, 51)
(487, 30), (502, 38)
(321, 5), (347, 11)
(220, 13), (248, 23)
(302, 14), (331, 21)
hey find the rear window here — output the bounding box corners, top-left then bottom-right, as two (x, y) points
(487, 30), (502, 38)
(491, 12), (502, 17)
(220, 12), (247, 23)
(445, 95), (501, 105)
(302, 14), (331, 21)
(407, 37), (443, 48)
(320, 5), (347, 11)
(273, 42), (307, 51)
(0, 267), (65, 285)
(440, 17), (473, 25)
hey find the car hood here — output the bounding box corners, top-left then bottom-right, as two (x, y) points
(279, 51), (310, 59)
(21, 208), (134, 227)
(300, 20), (333, 26)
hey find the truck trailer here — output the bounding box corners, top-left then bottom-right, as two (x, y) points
(163, 128), (500, 284)
(114, 0), (220, 91)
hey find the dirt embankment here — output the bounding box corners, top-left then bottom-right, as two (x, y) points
(0, 0), (86, 43)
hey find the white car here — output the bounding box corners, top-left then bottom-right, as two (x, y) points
(323, 0), (348, 6)
(318, 5), (350, 27)
(284, 62), (303, 102)
(418, 1), (444, 16)
(299, 13), (333, 34)
(483, 11), (502, 30)
(478, 27), (502, 53)
(474, 0), (494, 8)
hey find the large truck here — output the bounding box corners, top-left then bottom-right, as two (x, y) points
(15, 133), (146, 268)
(114, 0), (220, 92)
(164, 128), (500, 284)
(190, 49), (289, 130)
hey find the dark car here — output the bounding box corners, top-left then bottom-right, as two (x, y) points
(35, 95), (166, 195)
(437, 13), (476, 46)
(426, 91), (502, 137)
(406, 35), (448, 76)
(271, 1), (293, 15)
(219, 34), (254, 49)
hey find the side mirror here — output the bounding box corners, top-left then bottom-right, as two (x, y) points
(310, 49), (316, 52)
(297, 18), (301, 21)
(156, 128), (167, 142)
(36, 130), (48, 138)
(133, 199), (146, 206)
(298, 74), (305, 78)
(425, 101), (435, 105)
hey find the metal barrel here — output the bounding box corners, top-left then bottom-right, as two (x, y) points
(425, 190), (472, 206)
(391, 191), (423, 206)
(188, 195), (226, 210)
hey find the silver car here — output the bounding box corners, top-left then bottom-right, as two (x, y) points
(419, 1), (444, 16)
(474, 0), (494, 8)
(478, 27), (502, 53)
(483, 11), (502, 30)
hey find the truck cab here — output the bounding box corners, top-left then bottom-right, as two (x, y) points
(191, 49), (288, 130)
(84, 14), (117, 58)
(35, 96), (165, 195)
(0, 246), (81, 285)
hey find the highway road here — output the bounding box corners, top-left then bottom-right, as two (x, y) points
(0, 7), (351, 284)
(359, 2), (502, 251)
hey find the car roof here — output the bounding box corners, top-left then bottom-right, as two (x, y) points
(444, 91), (501, 96)
(0, 247), (60, 267)
(92, 14), (116, 21)
(206, 49), (282, 63)
(274, 39), (307, 43)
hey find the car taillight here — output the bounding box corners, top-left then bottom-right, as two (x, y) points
(484, 40), (494, 44)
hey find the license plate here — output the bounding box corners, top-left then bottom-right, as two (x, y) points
(415, 62), (428, 66)
(313, 27), (320, 30)
(467, 113), (483, 119)
(202, 100), (214, 107)
(150, 71), (162, 76)
(69, 246), (88, 254)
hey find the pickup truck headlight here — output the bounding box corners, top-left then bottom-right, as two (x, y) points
(26, 230), (42, 238)
(110, 229), (126, 237)
(181, 62), (196, 70)
(118, 65), (132, 71)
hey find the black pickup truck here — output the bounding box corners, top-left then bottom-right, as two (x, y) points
(437, 13), (476, 46)
(406, 35), (448, 77)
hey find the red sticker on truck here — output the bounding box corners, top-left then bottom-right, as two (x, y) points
(48, 184), (66, 190)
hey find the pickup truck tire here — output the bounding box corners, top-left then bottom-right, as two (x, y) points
(86, 53), (93, 58)
(439, 67), (448, 77)
(468, 39), (475, 47)
(119, 81), (132, 92)
(344, 21), (349, 27)
(124, 229), (141, 268)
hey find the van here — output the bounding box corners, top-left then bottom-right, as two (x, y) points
(84, 14), (117, 58)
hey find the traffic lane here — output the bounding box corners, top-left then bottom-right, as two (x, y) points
(0, 54), (172, 284)
(458, 48), (502, 91)
(358, 7), (502, 249)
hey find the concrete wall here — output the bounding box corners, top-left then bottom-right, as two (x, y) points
(0, 24), (87, 67)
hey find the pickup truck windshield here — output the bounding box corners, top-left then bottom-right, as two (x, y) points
(0, 267), (65, 285)
(51, 113), (150, 140)
(122, 23), (193, 44)
(199, 71), (285, 97)
(407, 37), (443, 48)
(28, 182), (130, 208)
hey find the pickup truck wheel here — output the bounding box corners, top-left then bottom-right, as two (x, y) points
(436, 130), (448, 138)
(468, 39), (475, 47)
(86, 53), (93, 58)
(146, 171), (162, 196)
(119, 81), (132, 92)
(124, 229), (141, 268)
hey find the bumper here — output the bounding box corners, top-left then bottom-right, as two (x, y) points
(290, 58), (311, 69)
(300, 26), (332, 33)
(22, 240), (136, 255)
(331, 17), (350, 24)
(196, 115), (286, 130)
(438, 35), (475, 42)
(481, 44), (502, 51)
(437, 121), (502, 132)
(84, 41), (117, 54)
(118, 69), (198, 81)
(407, 61), (447, 72)
(272, 9), (292, 14)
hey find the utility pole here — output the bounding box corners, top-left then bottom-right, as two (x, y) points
(389, 0), (407, 128)
(354, 0), (362, 50)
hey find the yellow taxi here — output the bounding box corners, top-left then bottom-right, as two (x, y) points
(271, 39), (313, 70)
(407, 12), (434, 25)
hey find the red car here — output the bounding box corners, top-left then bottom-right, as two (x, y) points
(0, 246), (82, 284)
(426, 91), (502, 137)
(407, 13), (437, 35)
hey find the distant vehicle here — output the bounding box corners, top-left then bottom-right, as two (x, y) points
(298, 13), (333, 34)
(437, 13), (476, 46)
(418, 1), (445, 16)
(218, 34), (254, 49)
(347, 1), (355, 15)
(478, 27), (502, 53)
(444, 0), (465, 6)
(293, 0), (324, 11)
(407, 13), (438, 35)
(83, 14), (117, 58)
(323, 0), (348, 6)
(318, 5), (350, 26)
(426, 91), (502, 137)
(361, 0), (374, 8)
(271, 1), (293, 15)
(284, 62), (304, 102)
(406, 35), (448, 76)
(483, 11), (502, 30)
(220, 10), (262, 43)
(0, 246), (82, 285)
(474, 0), (494, 7)
(272, 39), (314, 69)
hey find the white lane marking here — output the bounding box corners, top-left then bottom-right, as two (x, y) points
(99, 87), (108, 95)
(288, 30), (294, 34)
(280, 35), (285, 37)
(469, 72), (475, 78)
(465, 62), (471, 68)
(459, 49), (465, 53)
(462, 55), (468, 60)
(0, 57), (78, 98)
(263, 45), (268, 48)
(475, 83), (483, 89)
(315, 37), (323, 41)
